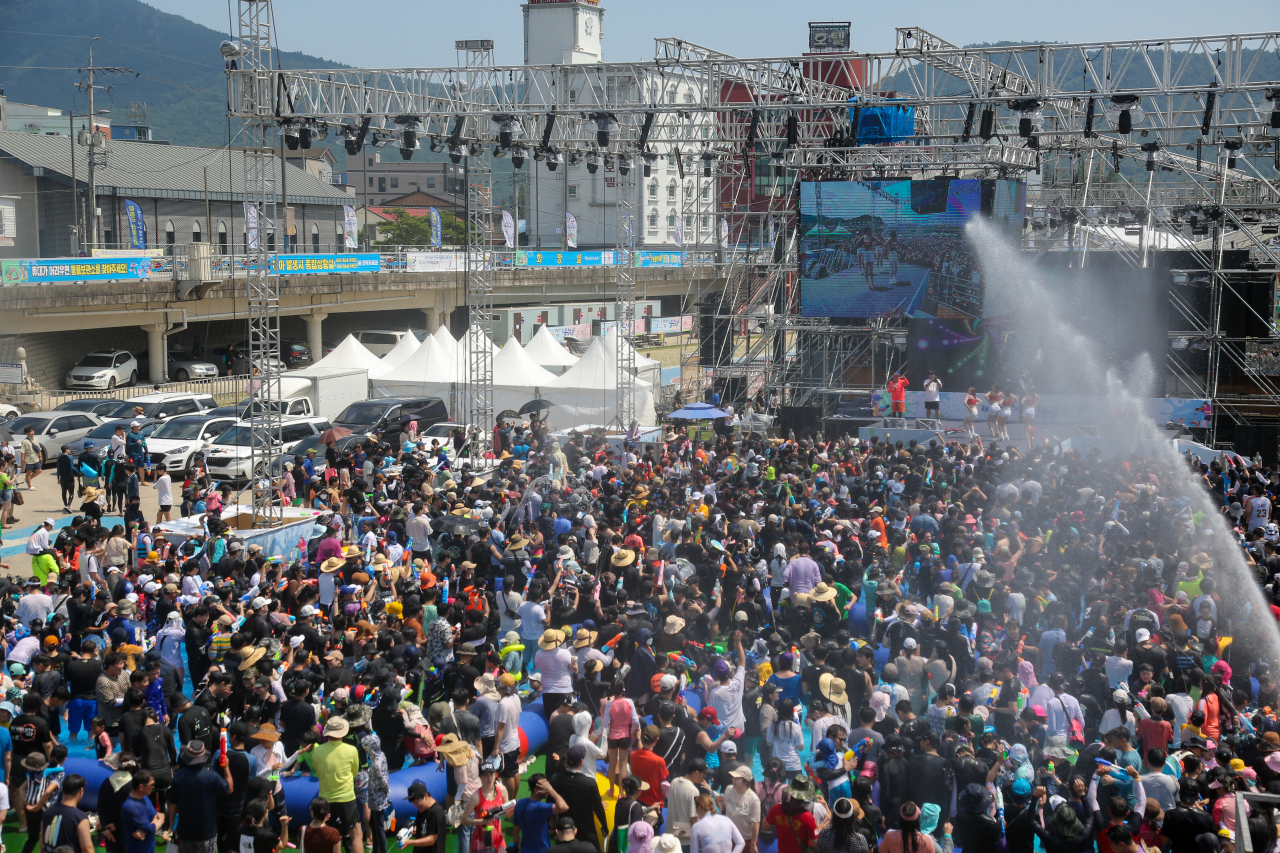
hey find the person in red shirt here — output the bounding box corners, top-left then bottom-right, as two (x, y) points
(765, 784), (818, 853)
(628, 726), (669, 809)
(1135, 697), (1173, 757)
(886, 372), (909, 416)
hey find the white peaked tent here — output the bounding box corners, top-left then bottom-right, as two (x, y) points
(542, 336), (656, 429)
(308, 334), (390, 378)
(379, 331), (421, 372)
(431, 325), (458, 354)
(493, 337), (558, 388)
(523, 325), (579, 374)
(371, 334), (458, 397)
(604, 327), (663, 398)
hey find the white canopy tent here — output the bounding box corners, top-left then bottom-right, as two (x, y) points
(371, 335), (458, 398)
(379, 331), (422, 372)
(306, 334), (390, 378)
(493, 337), (558, 388)
(541, 336), (656, 429)
(603, 327), (663, 399)
(523, 325), (579, 374)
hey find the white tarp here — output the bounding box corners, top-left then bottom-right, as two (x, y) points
(542, 336), (656, 429)
(493, 337), (558, 389)
(308, 334), (389, 378)
(523, 324), (579, 372)
(379, 331), (421, 372)
(604, 327), (663, 398)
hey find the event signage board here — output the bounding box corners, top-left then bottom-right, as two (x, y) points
(545, 323), (593, 342)
(1, 257), (152, 284)
(270, 254), (381, 275)
(649, 315), (693, 334)
(405, 252), (466, 272)
(517, 250), (617, 267)
(634, 251), (684, 267)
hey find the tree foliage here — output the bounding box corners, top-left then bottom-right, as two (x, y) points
(374, 208), (467, 246)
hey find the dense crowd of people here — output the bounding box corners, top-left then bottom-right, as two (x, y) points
(1, 412), (1280, 853)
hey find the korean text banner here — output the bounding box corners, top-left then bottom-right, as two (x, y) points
(270, 254), (381, 275)
(2, 257), (152, 284)
(517, 250), (617, 267)
(634, 251), (684, 268)
(124, 200), (147, 250)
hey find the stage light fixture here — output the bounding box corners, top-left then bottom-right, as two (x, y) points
(429, 137), (444, 153)
(978, 107), (996, 141)
(744, 109), (760, 150)
(545, 147), (563, 171)
(511, 145), (527, 169)
(785, 115), (799, 148)
(281, 119), (300, 150)
(603, 153), (616, 171)
(468, 141), (484, 157)
(1201, 90), (1217, 136)
(1141, 141), (1160, 172)
(1106, 95), (1143, 134)
(1009, 99), (1042, 138)
(220, 40), (243, 59)
(448, 116), (466, 150)
(642, 152), (657, 177)
(961, 102), (976, 142)
(700, 150), (714, 178)
(618, 154), (631, 177)
(586, 151), (600, 174)
(568, 151), (583, 167)
(1084, 97), (1096, 138)
(1224, 138), (1243, 169)
(449, 145), (463, 164)
(495, 116), (518, 149)
(1267, 89), (1280, 129)
(342, 117), (371, 156)
(638, 112), (656, 151)
(591, 113), (615, 148)
(492, 144), (507, 158)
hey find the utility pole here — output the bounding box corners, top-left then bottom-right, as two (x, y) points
(85, 36), (101, 248)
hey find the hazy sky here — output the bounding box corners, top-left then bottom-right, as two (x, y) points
(148, 0), (1277, 67)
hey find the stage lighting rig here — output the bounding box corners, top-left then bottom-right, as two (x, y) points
(1201, 89), (1217, 136)
(341, 118), (371, 156)
(545, 147), (563, 171)
(586, 150), (601, 174)
(700, 149), (714, 178)
(494, 115), (519, 149)
(280, 118), (301, 150)
(618, 154), (631, 176)
(511, 145), (527, 169)
(1141, 141), (1161, 171)
(1106, 95), (1143, 134)
(591, 113), (616, 148)
(1267, 89), (1280, 129)
(1008, 99), (1043, 138)
(642, 152), (657, 177)
(428, 138), (444, 153)
(1223, 138), (1243, 169)
(468, 141), (483, 157)
(394, 116), (423, 160)
(978, 107), (996, 141)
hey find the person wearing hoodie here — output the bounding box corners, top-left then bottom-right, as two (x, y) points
(568, 710), (606, 779)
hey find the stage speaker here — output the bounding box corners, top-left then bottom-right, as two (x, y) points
(915, 418), (941, 430)
(698, 301), (733, 367)
(779, 406), (823, 440)
(1234, 423), (1280, 466)
(882, 417), (907, 429)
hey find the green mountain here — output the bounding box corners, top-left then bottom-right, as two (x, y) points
(0, 0), (351, 152)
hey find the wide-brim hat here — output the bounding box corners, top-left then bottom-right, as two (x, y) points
(573, 628), (597, 649)
(611, 549), (637, 568)
(21, 754), (47, 771)
(320, 557), (344, 573)
(251, 723), (281, 743)
(238, 647), (266, 671)
(435, 733), (473, 767)
(474, 673), (502, 702)
(342, 545), (362, 559)
(345, 704), (372, 728)
(812, 582), (837, 602)
(538, 628), (565, 650)
(323, 716), (350, 738)
(974, 570), (997, 587)
(1192, 553), (1214, 569)
(664, 615), (686, 635)
(507, 535), (530, 550)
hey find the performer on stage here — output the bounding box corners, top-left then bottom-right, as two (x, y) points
(985, 386), (1002, 438)
(964, 387), (980, 434)
(886, 371), (909, 417)
(1020, 389), (1041, 448)
(923, 371), (943, 421)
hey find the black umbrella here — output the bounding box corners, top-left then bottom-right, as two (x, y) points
(495, 409), (520, 421)
(435, 515), (482, 536)
(399, 407), (434, 426)
(518, 399), (553, 415)
(0, 426), (12, 443)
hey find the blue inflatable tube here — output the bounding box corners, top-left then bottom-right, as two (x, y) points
(681, 689), (702, 713)
(521, 709), (548, 754)
(849, 600), (869, 637)
(66, 757), (113, 812)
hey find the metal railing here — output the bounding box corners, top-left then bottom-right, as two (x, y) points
(13, 374), (247, 413)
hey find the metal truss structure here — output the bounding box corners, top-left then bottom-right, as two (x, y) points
(230, 0), (283, 526)
(614, 168), (637, 430)
(230, 10), (1280, 440)
(465, 158), (495, 444)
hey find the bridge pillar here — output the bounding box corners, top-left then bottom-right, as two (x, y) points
(306, 311), (328, 362)
(141, 324), (166, 384)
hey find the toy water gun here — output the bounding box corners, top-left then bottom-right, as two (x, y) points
(685, 639), (727, 656)
(668, 651), (698, 670)
(219, 726), (228, 767)
(1094, 758), (1127, 778)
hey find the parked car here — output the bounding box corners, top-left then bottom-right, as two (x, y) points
(279, 341), (314, 369)
(53, 398), (128, 417)
(417, 421), (469, 445)
(354, 330), (415, 357)
(66, 417), (165, 459)
(5, 411), (103, 461)
(145, 414), (240, 473)
(103, 392), (218, 421)
(210, 344), (286, 376)
(331, 397), (448, 447)
(204, 416), (332, 482)
(136, 351), (221, 381)
(65, 350), (138, 390)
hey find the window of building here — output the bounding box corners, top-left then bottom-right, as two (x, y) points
(192, 221), (202, 243)
(701, 183), (710, 200)
(218, 222), (227, 253)
(667, 212), (676, 227)
(701, 215), (710, 228)
(378, 177), (386, 193)
(427, 178), (436, 188)
(408, 181), (417, 186)
(165, 220), (176, 248)
(702, 126), (710, 139)
(367, 157), (374, 166)
(684, 90), (694, 104)
(667, 154), (676, 167)
(666, 89), (676, 104)
(568, 184), (579, 199)
(648, 210), (658, 227)
(667, 182), (677, 200)
(648, 181), (657, 198)
(311, 223), (320, 252)
(266, 231), (276, 252)
(569, 89), (577, 103)
(684, 214), (692, 228)
(754, 151), (795, 197)
(368, 177), (374, 187)
(684, 182), (693, 199)
(390, 177), (399, 188)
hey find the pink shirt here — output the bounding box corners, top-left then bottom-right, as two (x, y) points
(603, 696), (640, 740)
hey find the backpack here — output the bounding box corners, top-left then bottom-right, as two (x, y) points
(756, 781), (785, 843)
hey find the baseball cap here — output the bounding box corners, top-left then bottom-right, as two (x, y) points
(903, 638), (918, 650)
(720, 740), (737, 754)
(407, 781), (428, 800)
(1135, 628), (1151, 643)
(299, 605), (319, 618)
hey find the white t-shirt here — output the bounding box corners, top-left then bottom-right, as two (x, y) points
(154, 474), (173, 506)
(516, 600), (546, 641)
(1248, 496), (1272, 530)
(498, 591), (524, 635)
(923, 379), (942, 402)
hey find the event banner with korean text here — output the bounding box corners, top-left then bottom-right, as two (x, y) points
(270, 254), (381, 275)
(1, 257), (153, 285)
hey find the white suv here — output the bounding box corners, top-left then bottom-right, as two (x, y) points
(103, 393), (218, 421)
(355, 330), (420, 357)
(66, 350), (138, 390)
(205, 416), (331, 481)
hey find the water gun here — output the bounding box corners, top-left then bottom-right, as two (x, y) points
(843, 736), (874, 763)
(219, 726), (228, 767)
(685, 639), (727, 656)
(603, 632), (623, 649)
(668, 651), (698, 671)
(1094, 758), (1127, 778)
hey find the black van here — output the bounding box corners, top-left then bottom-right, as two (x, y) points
(331, 397), (449, 446)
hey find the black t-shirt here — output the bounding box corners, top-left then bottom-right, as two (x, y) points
(413, 803), (447, 853)
(549, 841), (601, 853)
(994, 677), (1021, 739)
(11, 713), (50, 759)
(67, 599), (94, 638)
(65, 658), (103, 700)
(238, 821), (278, 853)
(41, 802), (87, 851)
(1162, 806), (1214, 853)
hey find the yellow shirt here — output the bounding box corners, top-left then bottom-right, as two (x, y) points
(312, 740), (359, 803)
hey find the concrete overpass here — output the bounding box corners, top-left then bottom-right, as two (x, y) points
(0, 265), (721, 390)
